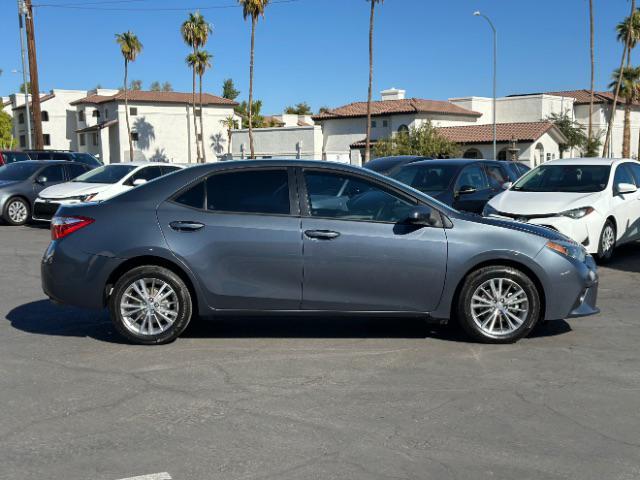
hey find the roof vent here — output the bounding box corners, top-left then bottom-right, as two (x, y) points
(380, 88), (406, 101)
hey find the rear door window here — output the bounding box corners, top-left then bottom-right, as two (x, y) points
(39, 165), (65, 183)
(484, 164), (509, 188)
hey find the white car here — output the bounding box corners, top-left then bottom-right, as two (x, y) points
(483, 158), (640, 260)
(33, 162), (185, 221)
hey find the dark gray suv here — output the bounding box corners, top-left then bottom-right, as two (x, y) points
(41, 160), (599, 345)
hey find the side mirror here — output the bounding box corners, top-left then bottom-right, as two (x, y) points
(457, 185), (477, 195)
(616, 182), (637, 195)
(132, 178), (147, 186)
(35, 175), (47, 184)
(502, 181), (513, 190)
(403, 205), (437, 227)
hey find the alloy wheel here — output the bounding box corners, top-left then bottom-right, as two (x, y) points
(601, 225), (615, 256)
(470, 278), (530, 337)
(7, 200), (28, 224)
(120, 278), (179, 336)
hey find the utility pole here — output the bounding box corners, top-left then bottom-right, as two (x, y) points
(24, 0), (43, 149)
(17, 0), (32, 149)
(474, 11), (498, 160)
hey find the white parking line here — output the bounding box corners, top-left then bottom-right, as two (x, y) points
(116, 473), (172, 480)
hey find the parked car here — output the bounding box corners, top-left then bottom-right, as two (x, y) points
(388, 158), (529, 214)
(483, 158), (640, 261)
(0, 160), (92, 225)
(24, 150), (102, 167)
(364, 155), (432, 175)
(33, 161), (185, 222)
(42, 160), (599, 345)
(0, 150), (31, 166)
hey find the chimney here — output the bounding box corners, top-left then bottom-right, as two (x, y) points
(380, 87), (405, 101)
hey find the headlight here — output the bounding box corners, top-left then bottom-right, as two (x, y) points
(482, 203), (498, 217)
(545, 240), (586, 263)
(80, 193), (98, 202)
(558, 207), (594, 219)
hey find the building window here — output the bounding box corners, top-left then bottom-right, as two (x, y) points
(130, 107), (138, 116)
(79, 133), (86, 146)
(92, 110), (100, 118)
(497, 149), (508, 160)
(43, 134), (51, 146)
(104, 109), (108, 119)
(371, 120), (377, 128)
(18, 113), (24, 124)
(463, 148), (483, 159)
(42, 111), (49, 122)
(131, 131), (139, 142)
(78, 110), (85, 122)
(397, 124), (409, 134)
(92, 133), (99, 146)
(19, 135), (26, 148)
(382, 120), (388, 127)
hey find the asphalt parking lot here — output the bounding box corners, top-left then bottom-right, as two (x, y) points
(0, 224), (639, 480)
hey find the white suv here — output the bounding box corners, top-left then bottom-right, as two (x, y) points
(483, 158), (640, 261)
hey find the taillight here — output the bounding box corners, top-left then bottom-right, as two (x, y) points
(51, 216), (94, 240)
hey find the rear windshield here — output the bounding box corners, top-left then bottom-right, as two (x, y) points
(512, 164), (611, 193)
(390, 164), (459, 193)
(73, 164), (137, 184)
(72, 152), (102, 167)
(1, 152), (30, 164)
(0, 162), (42, 181)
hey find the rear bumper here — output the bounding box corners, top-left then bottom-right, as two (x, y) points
(41, 240), (121, 309)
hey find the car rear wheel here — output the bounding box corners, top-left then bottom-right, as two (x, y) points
(3, 197), (30, 226)
(109, 265), (193, 345)
(597, 220), (616, 263)
(456, 266), (541, 344)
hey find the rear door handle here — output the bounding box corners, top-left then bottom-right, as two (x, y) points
(304, 229), (340, 240)
(169, 221), (205, 232)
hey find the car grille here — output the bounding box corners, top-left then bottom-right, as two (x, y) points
(33, 201), (61, 220)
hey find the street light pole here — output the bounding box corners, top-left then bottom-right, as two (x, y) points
(474, 11), (497, 160)
(16, 0), (32, 149)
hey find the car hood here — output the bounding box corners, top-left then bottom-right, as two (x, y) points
(461, 212), (571, 243)
(40, 182), (111, 199)
(489, 190), (601, 215)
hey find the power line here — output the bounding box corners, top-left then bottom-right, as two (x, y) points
(33, 0), (302, 11)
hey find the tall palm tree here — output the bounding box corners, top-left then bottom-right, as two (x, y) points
(603, 0), (636, 157)
(115, 31), (143, 162)
(364, 0), (383, 165)
(220, 115), (238, 155)
(239, 0), (270, 159)
(609, 66), (640, 158)
(185, 53), (202, 163)
(181, 12), (212, 162)
(587, 0), (595, 151)
(194, 50), (213, 162)
(617, 8), (640, 157)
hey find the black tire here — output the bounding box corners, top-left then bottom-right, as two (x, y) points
(109, 265), (193, 345)
(596, 220), (616, 263)
(3, 197), (30, 226)
(456, 266), (541, 344)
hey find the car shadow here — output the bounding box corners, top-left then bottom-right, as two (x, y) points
(603, 241), (640, 273)
(6, 300), (572, 344)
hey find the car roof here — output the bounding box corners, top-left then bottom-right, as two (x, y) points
(407, 158), (502, 167)
(542, 157), (629, 166)
(7, 160), (71, 166)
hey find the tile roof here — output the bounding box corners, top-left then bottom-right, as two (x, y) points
(71, 90), (237, 106)
(544, 89), (637, 105)
(312, 98), (481, 121)
(12, 93), (56, 110)
(436, 121), (564, 144)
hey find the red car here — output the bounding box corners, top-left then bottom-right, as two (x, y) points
(0, 150), (31, 166)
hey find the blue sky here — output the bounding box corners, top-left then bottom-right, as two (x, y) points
(0, 0), (633, 113)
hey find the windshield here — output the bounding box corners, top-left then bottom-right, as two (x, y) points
(0, 162), (42, 181)
(73, 164), (137, 184)
(72, 153), (102, 167)
(512, 164), (611, 193)
(391, 164), (459, 193)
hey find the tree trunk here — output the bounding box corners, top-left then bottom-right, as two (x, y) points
(248, 15), (256, 159)
(199, 73), (206, 163)
(624, 101), (632, 158)
(603, 0), (635, 157)
(364, 0), (375, 165)
(588, 0), (595, 150)
(124, 59), (133, 162)
(192, 60), (201, 163)
(227, 127), (232, 154)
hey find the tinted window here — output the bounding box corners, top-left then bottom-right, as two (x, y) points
(0, 162), (42, 181)
(174, 181), (205, 209)
(304, 171), (415, 223)
(1, 152), (30, 164)
(390, 164), (458, 193)
(72, 153), (102, 167)
(512, 165), (611, 193)
(485, 164), (508, 188)
(613, 164), (635, 187)
(126, 166), (164, 185)
(66, 163), (89, 180)
(31, 152), (52, 160)
(365, 157), (414, 174)
(50, 152), (73, 161)
(40, 165), (65, 182)
(627, 162), (640, 185)
(455, 165), (489, 191)
(161, 166), (181, 175)
(73, 164), (138, 184)
(206, 170), (290, 215)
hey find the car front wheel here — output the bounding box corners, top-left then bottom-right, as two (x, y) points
(3, 197), (30, 226)
(456, 266), (541, 344)
(597, 220), (616, 262)
(109, 265), (193, 345)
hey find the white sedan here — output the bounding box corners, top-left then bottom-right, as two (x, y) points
(483, 158), (640, 260)
(33, 162), (185, 221)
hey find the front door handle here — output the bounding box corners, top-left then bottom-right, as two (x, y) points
(169, 221), (205, 232)
(304, 229), (340, 240)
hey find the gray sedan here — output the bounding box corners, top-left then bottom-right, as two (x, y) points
(41, 160), (599, 345)
(0, 160), (92, 225)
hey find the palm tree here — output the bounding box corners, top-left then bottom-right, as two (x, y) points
(587, 0), (595, 150)
(115, 31), (143, 162)
(220, 115), (238, 155)
(617, 9), (640, 157)
(609, 66), (640, 158)
(194, 50), (213, 162)
(603, 0), (636, 156)
(364, 0), (384, 165)
(239, 0), (270, 159)
(181, 12), (212, 162)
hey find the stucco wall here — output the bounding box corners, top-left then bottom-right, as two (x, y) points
(231, 125), (323, 159)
